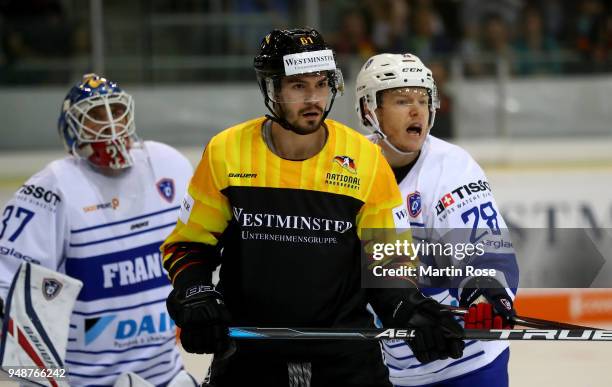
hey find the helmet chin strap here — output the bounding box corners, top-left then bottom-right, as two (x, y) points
(365, 113), (416, 157)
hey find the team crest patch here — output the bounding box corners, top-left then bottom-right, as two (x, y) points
(156, 178), (175, 203)
(333, 155), (357, 174)
(43, 278), (62, 300)
(407, 191), (422, 217)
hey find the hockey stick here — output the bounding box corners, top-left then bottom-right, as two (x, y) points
(229, 327), (612, 341)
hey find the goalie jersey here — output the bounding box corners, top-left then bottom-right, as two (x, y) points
(0, 141), (192, 386)
(376, 135), (518, 386)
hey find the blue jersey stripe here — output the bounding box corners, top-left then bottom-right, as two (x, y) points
(384, 340), (477, 361)
(160, 367), (186, 387)
(140, 351), (181, 379)
(66, 336), (175, 355)
(389, 351), (486, 375)
(68, 353), (178, 378)
(73, 297), (166, 316)
(145, 365), (181, 384)
(69, 222), (176, 247)
(384, 341), (409, 349)
(71, 206), (180, 234)
(410, 222), (425, 227)
(432, 350), (486, 373)
(65, 348), (174, 367)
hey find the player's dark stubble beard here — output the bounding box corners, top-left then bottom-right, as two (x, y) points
(276, 102), (325, 135)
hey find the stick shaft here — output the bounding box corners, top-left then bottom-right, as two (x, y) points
(229, 327), (612, 341)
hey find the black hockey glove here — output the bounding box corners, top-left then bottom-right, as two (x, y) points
(460, 277), (515, 329)
(392, 291), (464, 364)
(167, 283), (233, 356)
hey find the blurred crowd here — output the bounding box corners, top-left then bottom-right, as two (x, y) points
(325, 0), (612, 76)
(1, 0), (611, 85)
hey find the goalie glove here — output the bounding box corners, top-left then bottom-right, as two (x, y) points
(460, 277), (515, 329)
(166, 282), (233, 356)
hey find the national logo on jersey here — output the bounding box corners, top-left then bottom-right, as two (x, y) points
(407, 191), (422, 217)
(333, 155), (357, 174)
(43, 278), (62, 300)
(156, 178), (175, 203)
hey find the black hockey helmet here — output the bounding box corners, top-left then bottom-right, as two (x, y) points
(253, 28), (344, 131)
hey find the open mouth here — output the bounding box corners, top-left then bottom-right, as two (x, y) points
(302, 110), (321, 120)
(406, 123), (423, 136)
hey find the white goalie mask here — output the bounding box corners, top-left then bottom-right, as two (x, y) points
(355, 53), (439, 155)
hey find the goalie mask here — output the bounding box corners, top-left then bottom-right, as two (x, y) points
(355, 53), (439, 155)
(58, 73), (136, 171)
(254, 28), (344, 132)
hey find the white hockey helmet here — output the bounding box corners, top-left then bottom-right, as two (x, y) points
(355, 53), (439, 139)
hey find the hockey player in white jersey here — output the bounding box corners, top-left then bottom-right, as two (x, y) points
(355, 54), (519, 386)
(0, 74), (198, 386)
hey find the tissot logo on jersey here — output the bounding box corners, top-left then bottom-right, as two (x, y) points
(232, 207), (353, 233)
(436, 180), (492, 215)
(17, 184), (61, 212)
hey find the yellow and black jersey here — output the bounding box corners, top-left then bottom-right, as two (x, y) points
(162, 116), (411, 328)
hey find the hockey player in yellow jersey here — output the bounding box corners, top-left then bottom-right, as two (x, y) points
(162, 28), (464, 386)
